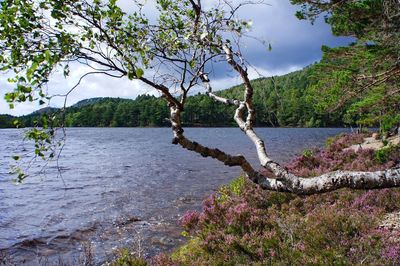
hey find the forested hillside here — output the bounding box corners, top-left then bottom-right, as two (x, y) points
(0, 115), (15, 128)
(1, 66), (347, 128)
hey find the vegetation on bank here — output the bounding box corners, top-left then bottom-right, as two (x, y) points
(110, 133), (400, 265)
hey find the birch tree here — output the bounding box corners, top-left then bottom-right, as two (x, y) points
(1, 0), (399, 193)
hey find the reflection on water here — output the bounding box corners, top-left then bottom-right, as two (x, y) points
(0, 127), (349, 264)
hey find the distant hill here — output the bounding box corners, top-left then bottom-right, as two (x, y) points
(0, 65), (346, 128)
(31, 107), (59, 115)
(72, 97), (132, 108)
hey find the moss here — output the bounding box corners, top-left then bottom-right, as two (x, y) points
(171, 237), (207, 265)
(217, 175), (246, 203)
(108, 249), (147, 266)
(375, 144), (399, 164)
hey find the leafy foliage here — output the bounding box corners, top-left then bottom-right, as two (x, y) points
(0, 0), (263, 180)
(109, 249), (147, 266)
(291, 0), (400, 132)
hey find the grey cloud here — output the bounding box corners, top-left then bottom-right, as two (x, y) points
(227, 0), (351, 73)
(200, 0), (352, 82)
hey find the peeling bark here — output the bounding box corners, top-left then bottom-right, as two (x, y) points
(257, 166), (400, 195)
(169, 106), (260, 180)
(186, 43), (400, 195)
(169, 94), (400, 194)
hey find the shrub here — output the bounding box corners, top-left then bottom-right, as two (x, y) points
(217, 176), (246, 203)
(108, 249), (147, 266)
(286, 135), (399, 177)
(171, 134), (400, 265)
(325, 133), (367, 152)
(375, 145), (400, 164)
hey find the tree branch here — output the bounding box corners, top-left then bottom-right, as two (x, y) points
(220, 37), (400, 195)
(200, 73), (242, 106)
(256, 166), (400, 195)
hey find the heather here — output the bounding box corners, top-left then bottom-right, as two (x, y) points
(286, 133), (400, 177)
(168, 185), (400, 265)
(114, 134), (400, 265)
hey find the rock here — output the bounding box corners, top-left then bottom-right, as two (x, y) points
(344, 135), (400, 152)
(174, 195), (196, 206)
(114, 216), (142, 227)
(150, 236), (172, 246)
(380, 211), (400, 230)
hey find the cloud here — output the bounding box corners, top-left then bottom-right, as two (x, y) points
(0, 0), (351, 116)
(0, 63), (159, 116)
(237, 0), (352, 70)
(45, 63), (157, 107)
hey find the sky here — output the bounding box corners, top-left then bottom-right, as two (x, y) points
(0, 0), (352, 116)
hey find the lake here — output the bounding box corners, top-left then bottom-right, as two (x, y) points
(0, 127), (350, 264)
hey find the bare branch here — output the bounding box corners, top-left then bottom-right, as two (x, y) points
(200, 73), (242, 106)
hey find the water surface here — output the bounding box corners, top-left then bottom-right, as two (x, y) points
(0, 128), (349, 264)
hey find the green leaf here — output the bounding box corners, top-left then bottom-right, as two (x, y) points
(135, 68), (144, 78)
(18, 94), (26, 102)
(189, 60), (196, 69)
(45, 50), (51, 62)
(27, 62), (39, 80)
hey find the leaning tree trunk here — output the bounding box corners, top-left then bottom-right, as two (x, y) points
(141, 0), (400, 196)
(166, 43), (400, 195)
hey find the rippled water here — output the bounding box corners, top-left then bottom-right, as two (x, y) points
(0, 128), (349, 264)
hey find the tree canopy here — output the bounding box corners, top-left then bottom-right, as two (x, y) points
(1, 0), (399, 194)
(291, 0), (400, 132)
